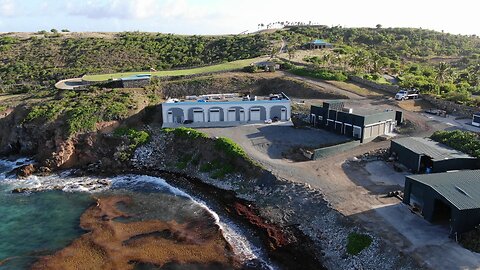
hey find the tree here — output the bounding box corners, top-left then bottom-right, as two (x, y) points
(50, 29), (58, 33)
(435, 62), (452, 94)
(61, 29), (70, 32)
(435, 62), (452, 84)
(376, 24), (382, 29)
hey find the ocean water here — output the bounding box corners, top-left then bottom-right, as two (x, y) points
(0, 159), (273, 269)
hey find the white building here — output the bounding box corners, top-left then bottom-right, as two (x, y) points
(162, 93), (291, 128)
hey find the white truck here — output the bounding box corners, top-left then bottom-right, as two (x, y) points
(395, 89), (419, 100)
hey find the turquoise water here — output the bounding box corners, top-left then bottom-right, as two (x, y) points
(0, 160), (94, 269)
(0, 160), (271, 269)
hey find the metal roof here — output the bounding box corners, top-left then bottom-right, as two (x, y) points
(311, 39), (330, 45)
(392, 137), (474, 161)
(407, 170), (480, 210)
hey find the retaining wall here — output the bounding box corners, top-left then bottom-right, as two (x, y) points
(422, 95), (478, 118)
(348, 75), (400, 94)
(312, 140), (361, 160)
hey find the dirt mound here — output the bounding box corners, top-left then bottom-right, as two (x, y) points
(154, 72), (347, 100)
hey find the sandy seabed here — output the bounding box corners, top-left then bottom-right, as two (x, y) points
(32, 195), (237, 270)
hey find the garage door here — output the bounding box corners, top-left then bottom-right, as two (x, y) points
(281, 108), (287, 120)
(228, 109), (236, 121)
(167, 112), (173, 123)
(193, 110), (204, 122)
(250, 109), (260, 121)
(240, 110), (245, 121)
(209, 109), (220, 122)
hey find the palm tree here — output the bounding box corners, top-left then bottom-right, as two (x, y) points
(435, 62), (452, 94)
(435, 62), (452, 84)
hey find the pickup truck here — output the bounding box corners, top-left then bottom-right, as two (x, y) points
(395, 89), (419, 100)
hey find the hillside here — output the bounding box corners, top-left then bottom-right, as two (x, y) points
(1, 27), (479, 103)
(0, 32), (271, 92)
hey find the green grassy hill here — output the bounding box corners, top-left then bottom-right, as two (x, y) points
(1, 27), (479, 102)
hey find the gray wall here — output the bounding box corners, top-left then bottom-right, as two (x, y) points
(391, 141), (421, 172)
(404, 177), (480, 234)
(312, 140), (360, 160)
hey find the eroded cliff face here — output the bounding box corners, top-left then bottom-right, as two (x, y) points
(0, 105), (126, 171)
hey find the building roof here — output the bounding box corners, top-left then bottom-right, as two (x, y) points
(393, 137), (474, 161)
(407, 170), (480, 210)
(310, 39), (330, 45)
(121, 74), (151, 81)
(254, 61), (278, 67)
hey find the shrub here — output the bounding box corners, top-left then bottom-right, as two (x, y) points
(163, 127), (209, 139)
(431, 130), (480, 158)
(214, 137), (249, 160)
(290, 67), (347, 81)
(243, 65), (258, 73)
(114, 127), (150, 149)
(346, 232), (372, 255)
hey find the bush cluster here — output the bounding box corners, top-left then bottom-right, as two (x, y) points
(431, 130), (480, 158)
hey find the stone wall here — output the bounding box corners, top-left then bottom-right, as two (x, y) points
(348, 75), (399, 94)
(422, 95), (479, 118)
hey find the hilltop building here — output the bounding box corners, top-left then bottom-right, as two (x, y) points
(390, 137), (479, 173)
(306, 39), (333, 49)
(310, 101), (401, 142)
(403, 170), (480, 234)
(161, 93), (291, 128)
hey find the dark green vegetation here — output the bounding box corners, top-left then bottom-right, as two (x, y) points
(163, 127), (209, 139)
(0, 32), (269, 93)
(163, 128), (254, 179)
(431, 130), (480, 158)
(1, 27), (478, 104)
(346, 232), (372, 255)
(113, 127), (150, 161)
(23, 89), (136, 136)
(289, 66), (347, 81)
(277, 26), (480, 105)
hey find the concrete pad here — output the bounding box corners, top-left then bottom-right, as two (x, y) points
(365, 161), (407, 187)
(373, 203), (480, 270)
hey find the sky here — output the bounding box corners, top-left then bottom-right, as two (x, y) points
(0, 0), (478, 36)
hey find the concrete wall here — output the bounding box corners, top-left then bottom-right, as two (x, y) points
(312, 140), (360, 160)
(348, 75), (399, 94)
(162, 99), (291, 127)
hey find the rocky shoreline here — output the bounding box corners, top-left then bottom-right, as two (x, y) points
(3, 128), (420, 269)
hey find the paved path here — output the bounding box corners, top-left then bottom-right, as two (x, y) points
(54, 78), (90, 90)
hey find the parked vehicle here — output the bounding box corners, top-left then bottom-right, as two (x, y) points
(395, 89), (419, 100)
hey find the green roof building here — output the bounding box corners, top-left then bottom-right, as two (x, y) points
(404, 170), (480, 234)
(391, 137), (479, 173)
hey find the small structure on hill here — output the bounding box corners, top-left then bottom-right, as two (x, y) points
(254, 61), (280, 72)
(472, 112), (480, 127)
(310, 101), (401, 143)
(390, 137), (479, 173)
(119, 74), (151, 88)
(403, 170), (480, 235)
(306, 39), (333, 49)
(161, 92), (291, 128)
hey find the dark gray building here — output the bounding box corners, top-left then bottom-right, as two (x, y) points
(310, 101), (401, 142)
(391, 137), (479, 173)
(403, 170), (480, 234)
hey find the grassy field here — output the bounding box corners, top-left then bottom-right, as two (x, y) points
(82, 57), (267, 82)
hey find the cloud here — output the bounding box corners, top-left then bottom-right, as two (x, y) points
(66, 0), (210, 21)
(0, 0), (15, 16)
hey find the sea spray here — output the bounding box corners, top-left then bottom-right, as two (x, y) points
(0, 162), (275, 269)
